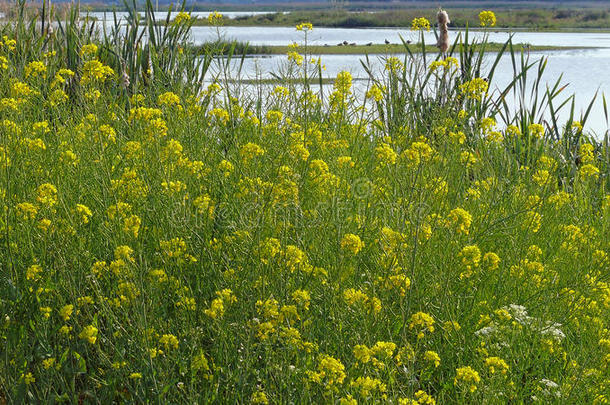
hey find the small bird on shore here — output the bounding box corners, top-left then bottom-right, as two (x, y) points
(385, 39), (390, 44)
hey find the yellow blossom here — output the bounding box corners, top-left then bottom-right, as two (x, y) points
(175, 11), (192, 25)
(424, 350), (441, 367)
(296, 22), (313, 31)
(79, 325), (99, 344)
(479, 10), (497, 27)
(207, 11), (223, 25)
(59, 304), (73, 321)
(37, 183), (58, 208)
(485, 356), (509, 374)
(460, 78), (488, 100)
(340, 233), (364, 255)
(409, 312), (435, 339)
(159, 334), (179, 350)
(75, 204), (92, 224)
(411, 17), (431, 31)
(454, 366), (481, 392)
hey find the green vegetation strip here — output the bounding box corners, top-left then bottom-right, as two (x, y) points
(251, 43), (587, 55)
(195, 42), (591, 56)
(187, 8), (610, 31)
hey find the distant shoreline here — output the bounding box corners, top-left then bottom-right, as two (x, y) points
(193, 42), (595, 56)
(181, 8), (610, 31)
(17, 6), (610, 32)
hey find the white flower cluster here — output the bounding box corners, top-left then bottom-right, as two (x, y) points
(475, 304), (565, 342)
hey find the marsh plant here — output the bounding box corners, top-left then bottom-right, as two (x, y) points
(0, 3), (610, 404)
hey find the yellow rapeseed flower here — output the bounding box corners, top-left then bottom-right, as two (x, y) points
(174, 11), (192, 25)
(76, 204), (92, 224)
(80, 43), (98, 58)
(207, 11), (223, 25)
(454, 366), (481, 392)
(296, 22), (313, 31)
(409, 312), (435, 339)
(79, 325), (99, 344)
(411, 17), (431, 31)
(25, 61), (46, 78)
(81, 60), (114, 85)
(459, 78), (488, 100)
(59, 304), (73, 321)
(447, 208), (473, 235)
(485, 356), (509, 374)
(159, 334), (179, 350)
(36, 183), (58, 208)
(479, 10), (497, 27)
(340, 233), (364, 255)
(424, 350), (441, 367)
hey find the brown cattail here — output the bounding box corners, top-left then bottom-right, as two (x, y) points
(438, 9), (450, 25)
(121, 62), (130, 89)
(47, 14), (54, 37)
(122, 71), (130, 89)
(437, 9), (450, 55)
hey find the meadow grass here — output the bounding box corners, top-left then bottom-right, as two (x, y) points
(1, 3), (610, 404)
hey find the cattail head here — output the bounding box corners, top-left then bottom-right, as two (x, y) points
(122, 71), (130, 89)
(436, 9), (450, 54)
(437, 9), (450, 26)
(121, 62), (130, 89)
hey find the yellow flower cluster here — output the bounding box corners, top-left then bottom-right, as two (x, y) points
(454, 366), (481, 392)
(175, 11), (192, 25)
(429, 57), (459, 72)
(79, 325), (99, 344)
(344, 288), (382, 314)
(80, 43), (98, 58)
(479, 10), (497, 27)
(25, 61), (46, 78)
(204, 289), (237, 319)
(411, 17), (431, 31)
(447, 207), (472, 235)
(409, 312), (435, 339)
(307, 354), (346, 388)
(207, 11), (223, 25)
(459, 78), (489, 100)
(81, 59), (114, 85)
(340, 233), (365, 255)
(296, 22), (313, 31)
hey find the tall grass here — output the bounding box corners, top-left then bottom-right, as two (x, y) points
(0, 4), (609, 404)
